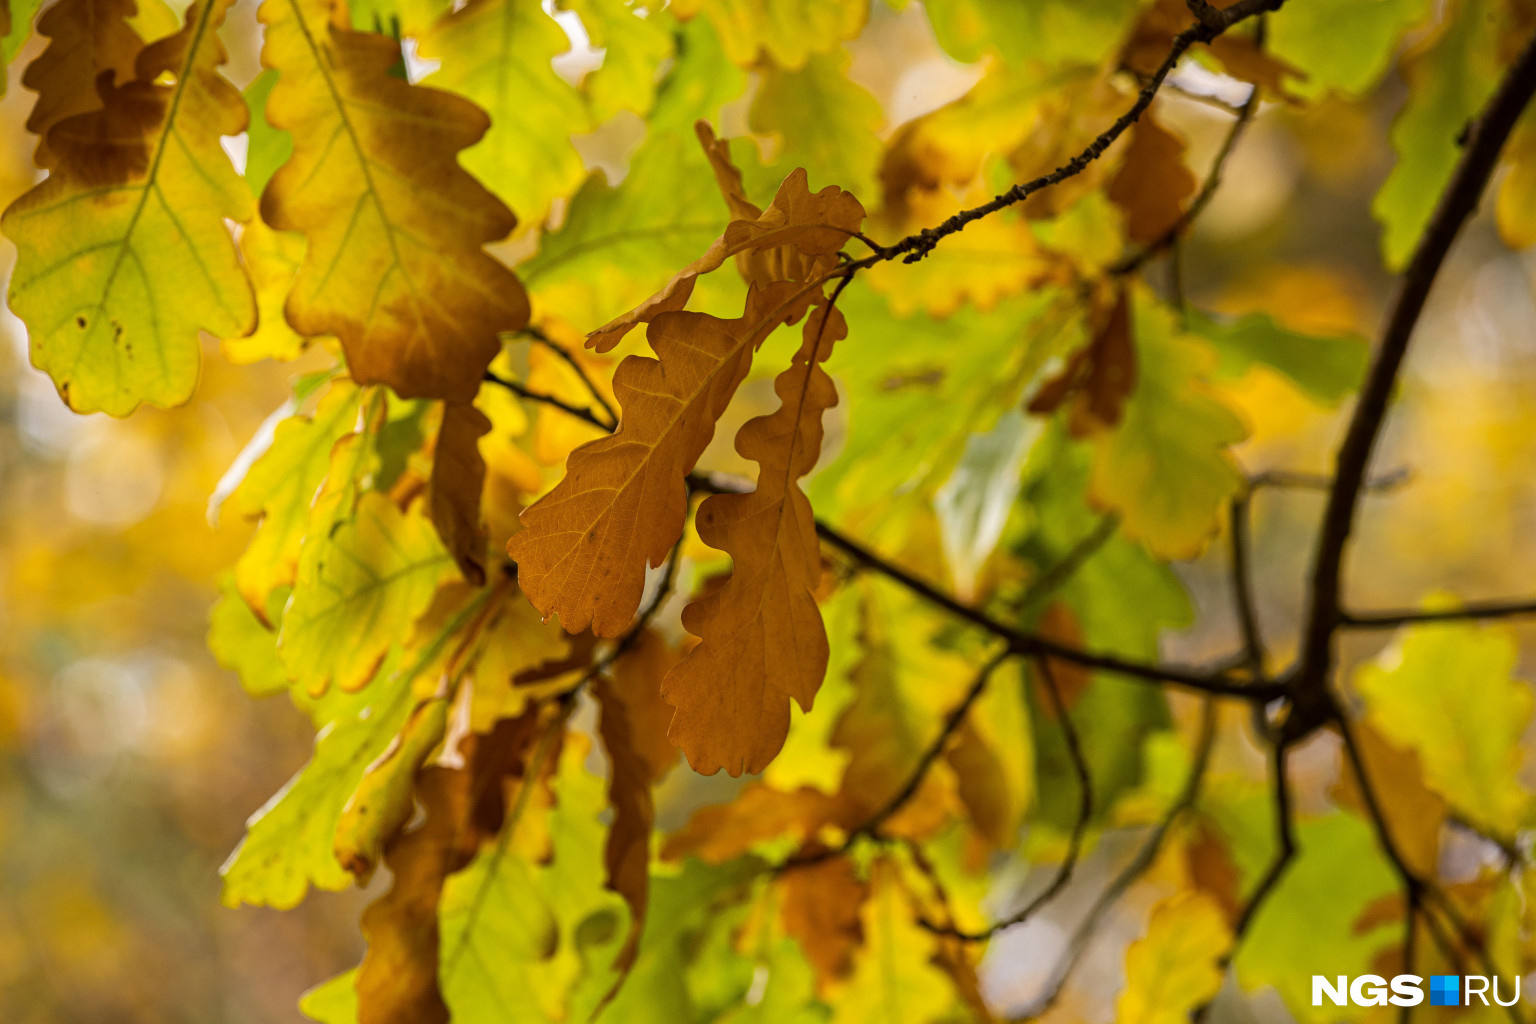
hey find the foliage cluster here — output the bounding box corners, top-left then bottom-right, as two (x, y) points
(3, 0), (1536, 1021)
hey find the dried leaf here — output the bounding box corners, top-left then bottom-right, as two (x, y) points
(259, 0), (528, 401)
(429, 402), (492, 586)
(356, 713), (544, 1024)
(592, 632), (679, 999)
(1108, 108), (1197, 247)
(663, 303), (844, 776)
(21, 0), (144, 168)
(511, 162), (862, 637)
(779, 853), (868, 991)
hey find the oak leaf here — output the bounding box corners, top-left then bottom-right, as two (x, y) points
(259, 0), (528, 402)
(779, 853), (868, 992)
(279, 490), (456, 696)
(592, 631), (680, 999)
(21, 0), (143, 167)
(233, 379), (361, 620)
(356, 712), (544, 1024)
(671, 0), (867, 70)
(419, 0), (590, 227)
(662, 303), (845, 776)
(1117, 892), (1232, 1024)
(3, 0), (256, 416)
(510, 157), (863, 637)
(1108, 107), (1197, 247)
(428, 401), (492, 586)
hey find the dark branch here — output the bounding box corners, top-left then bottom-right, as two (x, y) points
(1229, 491), (1267, 676)
(483, 370), (611, 431)
(1341, 598), (1536, 629)
(808, 512), (1277, 698)
(862, 0), (1287, 267)
(1293, 30), (1536, 734)
(926, 656), (1094, 942)
(1013, 699), (1217, 1021)
(516, 326), (620, 430)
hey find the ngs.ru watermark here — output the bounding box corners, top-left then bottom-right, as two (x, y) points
(1314, 975), (1522, 1007)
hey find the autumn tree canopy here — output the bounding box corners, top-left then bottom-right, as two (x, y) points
(4, 0), (1536, 1021)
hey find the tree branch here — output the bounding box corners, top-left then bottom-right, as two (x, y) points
(516, 326), (619, 430)
(1341, 598), (1536, 628)
(482, 370), (612, 431)
(1292, 29), (1536, 736)
(863, 0), (1287, 267)
(1110, 60), (1262, 276)
(925, 655), (1094, 942)
(808, 512), (1275, 698)
(1012, 698), (1217, 1021)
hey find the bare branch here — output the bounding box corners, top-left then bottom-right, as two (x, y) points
(482, 370), (612, 432)
(1293, 30), (1536, 737)
(862, 0), (1287, 267)
(1341, 598), (1536, 629)
(516, 325), (619, 430)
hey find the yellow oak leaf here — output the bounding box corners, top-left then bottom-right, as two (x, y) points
(21, 0), (144, 168)
(233, 379), (362, 620)
(419, 0), (590, 227)
(223, 217), (311, 364)
(259, 0), (528, 402)
(829, 858), (952, 1024)
(1117, 891), (1232, 1024)
(280, 491), (456, 697)
(671, 0), (867, 70)
(3, 0), (257, 416)
(1353, 618), (1532, 833)
(1330, 721), (1446, 878)
(662, 303), (844, 776)
(1089, 293), (1247, 559)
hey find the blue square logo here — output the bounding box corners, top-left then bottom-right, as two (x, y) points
(1431, 975), (1460, 1006)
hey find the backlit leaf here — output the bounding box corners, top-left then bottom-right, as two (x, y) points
(4, 0), (256, 416)
(259, 0), (528, 401)
(663, 303), (844, 776)
(1117, 892), (1231, 1024)
(1353, 617), (1532, 833)
(280, 491), (455, 696)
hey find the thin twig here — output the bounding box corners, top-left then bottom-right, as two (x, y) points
(1110, 65), (1262, 276)
(483, 370), (611, 431)
(516, 326), (620, 430)
(858, 0), (1287, 267)
(1341, 598), (1536, 628)
(1334, 714), (1525, 1024)
(925, 656), (1094, 941)
(1015, 514), (1120, 615)
(806, 512), (1274, 698)
(1012, 698), (1217, 1021)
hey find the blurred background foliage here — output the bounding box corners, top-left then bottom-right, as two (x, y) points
(1, 0), (1536, 1021)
